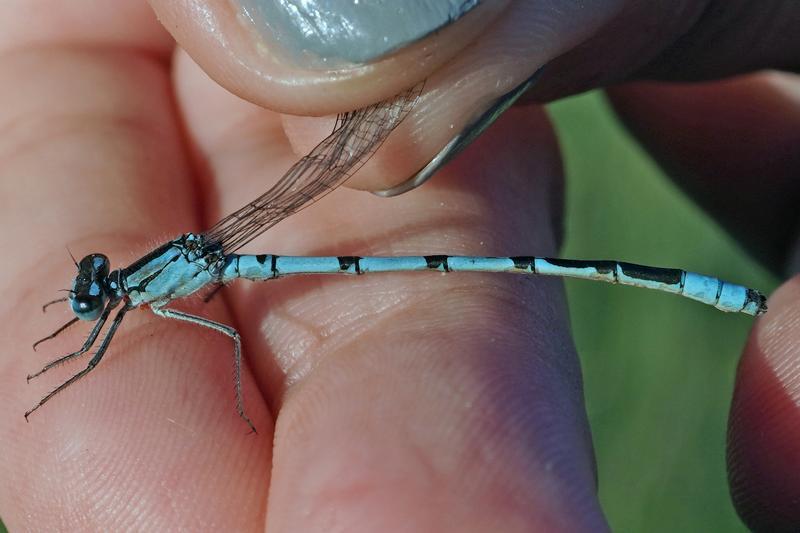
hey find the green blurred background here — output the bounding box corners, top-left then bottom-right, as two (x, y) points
(550, 91), (777, 531)
(0, 91), (777, 533)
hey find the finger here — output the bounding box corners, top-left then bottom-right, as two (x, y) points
(177, 43), (602, 527)
(607, 72), (800, 272)
(152, 1), (800, 111)
(0, 0), (173, 54)
(152, 0), (621, 194)
(262, 107), (602, 531)
(529, 1), (800, 100)
(727, 276), (800, 531)
(0, 5), (271, 531)
(152, 1), (800, 195)
(150, 0), (561, 113)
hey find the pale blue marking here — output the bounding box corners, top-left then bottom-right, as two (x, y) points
(124, 244), (216, 307)
(360, 257), (430, 273)
(616, 268), (681, 293)
(682, 272), (721, 307)
(446, 257), (516, 272)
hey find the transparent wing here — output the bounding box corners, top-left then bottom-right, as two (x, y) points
(204, 82), (425, 253)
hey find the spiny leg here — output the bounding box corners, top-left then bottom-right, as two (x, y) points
(151, 306), (256, 433)
(32, 317), (79, 351)
(33, 292), (81, 350)
(28, 304), (114, 380)
(25, 304), (131, 421)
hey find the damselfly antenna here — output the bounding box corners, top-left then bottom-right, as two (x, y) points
(42, 290), (73, 313)
(66, 246), (78, 269)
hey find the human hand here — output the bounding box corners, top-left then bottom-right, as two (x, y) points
(0, 1), (798, 531)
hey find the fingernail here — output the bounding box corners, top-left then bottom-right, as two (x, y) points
(373, 67), (546, 197)
(238, 0), (481, 67)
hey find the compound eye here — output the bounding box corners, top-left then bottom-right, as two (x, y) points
(71, 253), (111, 320)
(71, 293), (105, 321)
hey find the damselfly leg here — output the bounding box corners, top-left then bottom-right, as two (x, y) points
(32, 317), (80, 351)
(151, 306), (255, 434)
(28, 303), (115, 380)
(25, 304), (131, 420)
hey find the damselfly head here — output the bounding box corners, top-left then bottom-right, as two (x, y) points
(70, 253), (110, 321)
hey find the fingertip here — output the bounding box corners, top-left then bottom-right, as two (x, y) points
(728, 275), (800, 531)
(149, 0), (509, 114)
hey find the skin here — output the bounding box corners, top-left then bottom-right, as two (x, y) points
(0, 0), (798, 531)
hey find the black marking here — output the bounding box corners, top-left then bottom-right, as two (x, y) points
(510, 256), (535, 271)
(126, 252), (182, 294)
(543, 258), (618, 275)
(256, 254), (267, 264)
(424, 255), (450, 272)
(271, 255), (279, 278)
(120, 241), (175, 279)
(338, 256), (362, 274)
(617, 262), (683, 285)
(745, 289), (768, 315)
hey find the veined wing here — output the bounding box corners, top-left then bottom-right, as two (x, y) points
(205, 82), (425, 253)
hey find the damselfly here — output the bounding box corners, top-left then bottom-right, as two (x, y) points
(27, 77), (767, 431)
